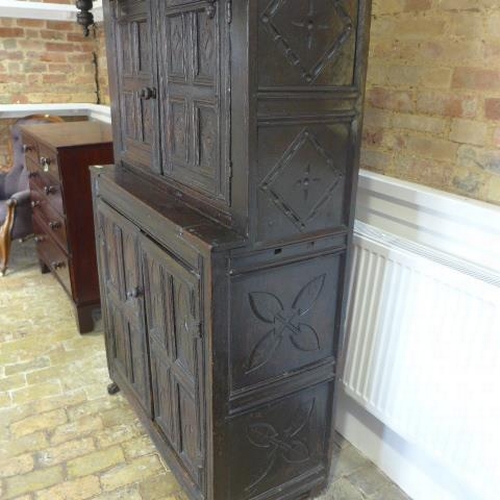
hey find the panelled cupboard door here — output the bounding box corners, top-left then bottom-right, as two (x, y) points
(141, 235), (205, 494)
(96, 200), (152, 416)
(111, 0), (159, 172)
(157, 0), (231, 203)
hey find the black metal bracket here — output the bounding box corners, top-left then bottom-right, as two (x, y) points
(76, 0), (94, 37)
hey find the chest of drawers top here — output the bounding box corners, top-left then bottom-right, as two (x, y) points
(21, 121), (113, 151)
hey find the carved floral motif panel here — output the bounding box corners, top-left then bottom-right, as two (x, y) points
(230, 253), (341, 391)
(228, 383), (332, 499)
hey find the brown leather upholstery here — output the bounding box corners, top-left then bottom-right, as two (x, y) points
(0, 114), (64, 275)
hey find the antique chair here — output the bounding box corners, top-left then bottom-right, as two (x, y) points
(0, 114), (64, 275)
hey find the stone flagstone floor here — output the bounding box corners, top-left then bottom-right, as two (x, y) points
(0, 240), (410, 500)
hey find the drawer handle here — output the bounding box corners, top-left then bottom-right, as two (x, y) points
(126, 287), (142, 299)
(51, 261), (65, 270)
(40, 156), (51, 172)
(22, 144), (33, 153)
(28, 172), (38, 178)
(34, 235), (45, 243)
(138, 87), (156, 100)
(44, 185), (56, 195)
(31, 200), (41, 208)
(49, 221), (62, 230)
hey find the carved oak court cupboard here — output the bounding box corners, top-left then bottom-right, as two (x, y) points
(93, 1), (371, 499)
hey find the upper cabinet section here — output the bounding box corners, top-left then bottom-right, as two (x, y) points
(106, 0), (231, 209)
(104, 0), (371, 244)
(257, 0), (358, 89)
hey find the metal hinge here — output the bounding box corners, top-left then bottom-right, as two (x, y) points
(228, 160), (233, 203)
(226, 0), (232, 24)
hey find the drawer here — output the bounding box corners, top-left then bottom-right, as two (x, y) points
(29, 172), (63, 215)
(33, 214), (71, 296)
(31, 188), (68, 252)
(37, 143), (60, 182)
(22, 139), (40, 165)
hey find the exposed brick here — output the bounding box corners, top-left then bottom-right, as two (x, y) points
(452, 67), (500, 91)
(416, 92), (477, 119)
(66, 446), (125, 478)
(485, 99), (500, 121)
(15, 19), (45, 28)
(100, 455), (164, 492)
(0, 27), (24, 37)
(368, 87), (414, 113)
(10, 409), (68, 438)
(4, 466), (64, 499)
(450, 119), (489, 147)
(362, 127), (384, 148)
(406, 133), (458, 162)
(0, 453), (34, 478)
(392, 113), (446, 134)
(493, 128), (500, 148)
(37, 438), (96, 467)
(36, 476), (101, 500)
(45, 42), (76, 52)
(404, 0), (432, 11)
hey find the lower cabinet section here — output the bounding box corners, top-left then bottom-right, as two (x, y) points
(92, 169), (345, 500)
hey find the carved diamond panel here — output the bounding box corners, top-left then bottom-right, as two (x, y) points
(258, 0), (358, 87)
(260, 129), (344, 231)
(230, 253), (341, 391)
(256, 123), (351, 243)
(228, 384), (332, 499)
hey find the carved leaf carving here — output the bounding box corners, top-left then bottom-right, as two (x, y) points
(246, 398), (315, 491)
(282, 440), (310, 463)
(249, 292), (284, 323)
(285, 399), (315, 438)
(247, 328), (283, 373)
(292, 274), (325, 316)
(247, 423), (278, 448)
(290, 324), (320, 352)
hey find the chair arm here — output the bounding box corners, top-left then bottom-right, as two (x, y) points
(8, 189), (31, 206)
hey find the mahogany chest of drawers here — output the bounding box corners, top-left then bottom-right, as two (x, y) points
(21, 121), (113, 333)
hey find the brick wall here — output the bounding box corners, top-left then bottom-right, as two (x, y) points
(0, 17), (102, 170)
(362, 0), (500, 205)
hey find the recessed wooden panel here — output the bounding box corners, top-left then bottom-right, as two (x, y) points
(257, 0), (358, 88)
(256, 121), (352, 243)
(228, 383), (332, 499)
(230, 252), (341, 391)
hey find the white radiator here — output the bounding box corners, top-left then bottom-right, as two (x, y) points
(341, 221), (500, 500)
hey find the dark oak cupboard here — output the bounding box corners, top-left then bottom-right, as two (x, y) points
(93, 1), (371, 498)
